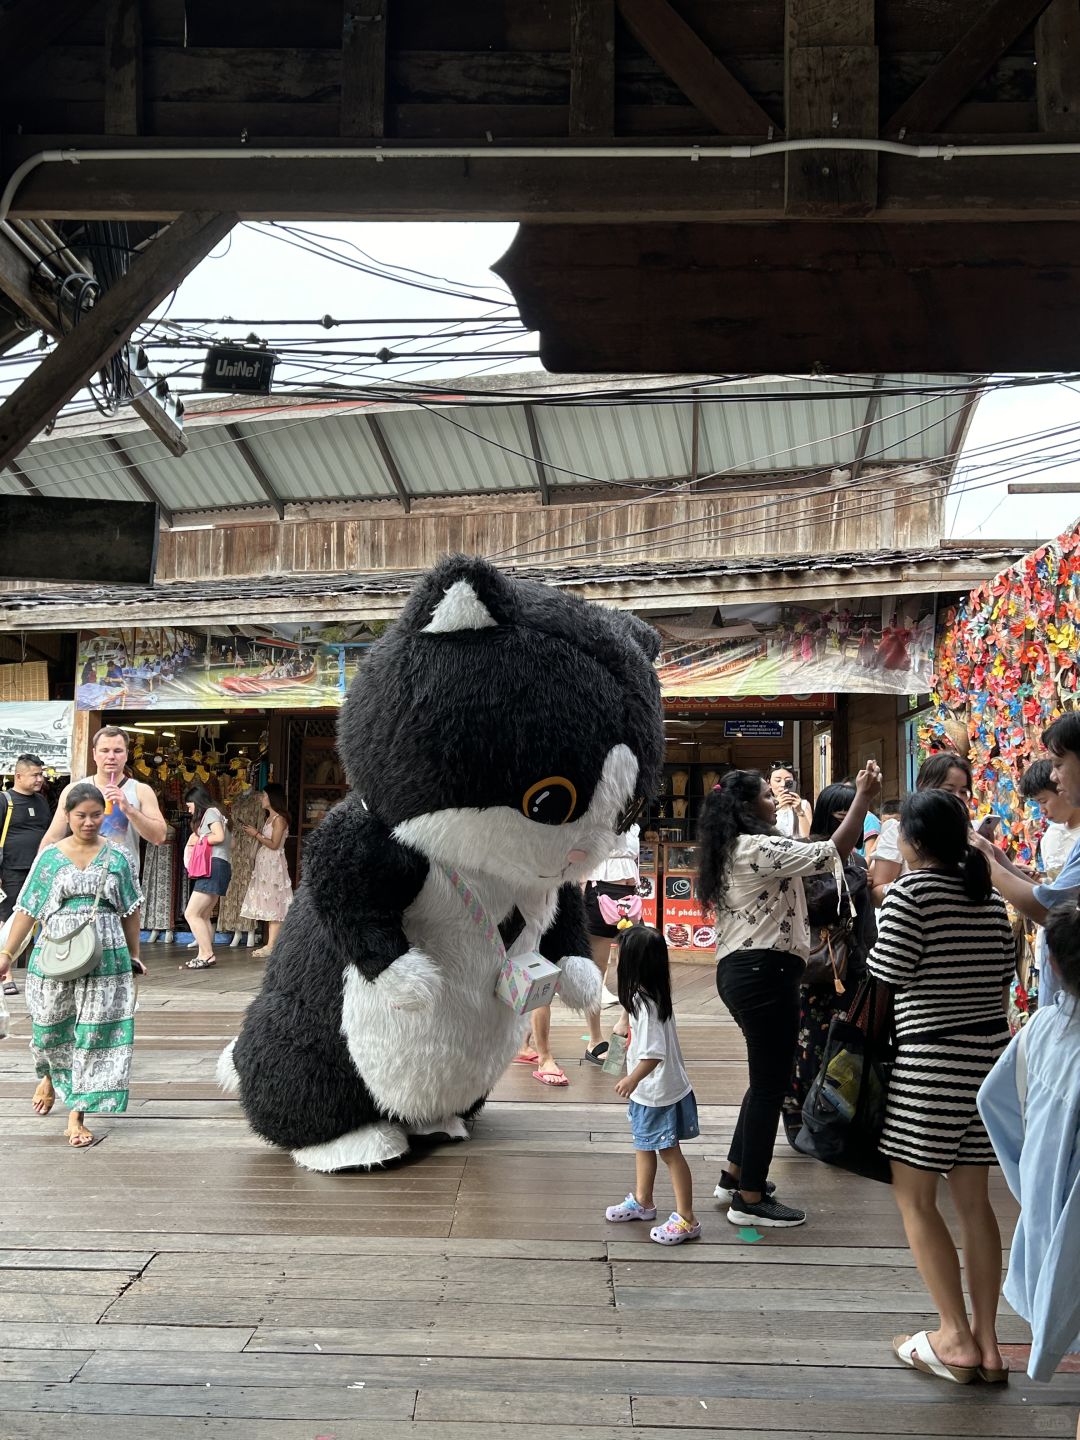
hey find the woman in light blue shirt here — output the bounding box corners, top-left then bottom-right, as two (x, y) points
(978, 904), (1080, 1388)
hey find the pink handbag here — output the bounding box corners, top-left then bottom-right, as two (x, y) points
(598, 892), (643, 927)
(186, 835), (213, 878)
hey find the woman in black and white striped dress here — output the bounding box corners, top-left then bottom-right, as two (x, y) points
(867, 789), (1014, 1386)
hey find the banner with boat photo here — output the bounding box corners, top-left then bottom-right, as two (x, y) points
(75, 624), (385, 711)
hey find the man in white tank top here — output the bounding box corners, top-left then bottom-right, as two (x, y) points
(40, 725), (168, 960)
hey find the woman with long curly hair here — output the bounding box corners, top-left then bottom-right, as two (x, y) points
(698, 761), (879, 1228)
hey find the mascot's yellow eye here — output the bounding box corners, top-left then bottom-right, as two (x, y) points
(522, 776), (578, 825)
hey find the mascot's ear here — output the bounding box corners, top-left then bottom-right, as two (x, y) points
(404, 554), (517, 635)
(624, 613), (662, 663)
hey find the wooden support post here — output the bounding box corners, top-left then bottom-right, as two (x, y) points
(0, 230), (64, 337)
(1036, 0), (1080, 134)
(1008, 481), (1080, 493)
(366, 414), (411, 512)
(0, 211), (236, 474)
(524, 404), (552, 505)
(616, 0), (778, 135)
(102, 433), (173, 527)
(104, 0), (143, 136)
(341, 0), (388, 138)
(885, 0), (1056, 138)
(224, 424), (285, 520)
(850, 375), (884, 479)
(785, 0), (877, 217)
(689, 399), (701, 487)
(570, 0), (615, 137)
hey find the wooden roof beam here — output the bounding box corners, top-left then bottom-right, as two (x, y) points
(341, 0), (387, 138)
(104, 0), (144, 138)
(366, 413), (412, 513)
(102, 433), (173, 528)
(224, 424), (285, 521)
(1036, 0), (1080, 134)
(523, 404), (552, 506)
(0, 0), (86, 79)
(570, 0), (615, 137)
(0, 211), (237, 475)
(885, 0), (1057, 138)
(616, 0), (779, 136)
(0, 227), (64, 337)
(785, 0), (878, 217)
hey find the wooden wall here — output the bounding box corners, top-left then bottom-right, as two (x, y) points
(158, 481), (945, 581)
(846, 693), (902, 803)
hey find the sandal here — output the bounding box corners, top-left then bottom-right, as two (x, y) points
(532, 1067), (569, 1087)
(512, 1049), (540, 1065)
(65, 1127), (95, 1149)
(2, 980), (17, 996)
(32, 1079), (55, 1116)
(584, 1042), (609, 1066)
(892, 1332), (978, 1385)
(181, 956), (217, 970)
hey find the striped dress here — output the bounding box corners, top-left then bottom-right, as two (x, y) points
(867, 869), (1014, 1172)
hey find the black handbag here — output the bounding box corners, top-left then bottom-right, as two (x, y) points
(793, 974), (897, 1185)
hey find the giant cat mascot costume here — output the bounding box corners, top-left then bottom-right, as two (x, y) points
(220, 555), (663, 1171)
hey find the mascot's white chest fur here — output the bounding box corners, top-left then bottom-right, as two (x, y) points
(340, 866), (556, 1123)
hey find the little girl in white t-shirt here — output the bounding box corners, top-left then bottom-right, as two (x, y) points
(604, 925), (700, 1245)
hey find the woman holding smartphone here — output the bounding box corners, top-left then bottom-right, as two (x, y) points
(768, 764), (812, 839)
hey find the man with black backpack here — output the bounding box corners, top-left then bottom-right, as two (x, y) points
(0, 754), (51, 992)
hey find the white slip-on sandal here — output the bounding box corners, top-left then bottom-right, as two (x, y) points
(892, 1331), (978, 1385)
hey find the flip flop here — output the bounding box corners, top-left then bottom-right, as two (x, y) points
(532, 1068), (569, 1087)
(892, 1332), (978, 1384)
(512, 1050), (540, 1065)
(977, 1365), (1010, 1384)
(2, 980), (17, 996)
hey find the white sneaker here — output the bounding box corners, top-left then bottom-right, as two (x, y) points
(600, 986), (621, 1009)
(186, 939), (198, 949)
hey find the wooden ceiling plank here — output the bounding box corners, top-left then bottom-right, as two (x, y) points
(523, 404), (552, 506)
(340, 0), (388, 139)
(1035, 0), (1080, 134)
(0, 0), (88, 77)
(884, 0), (1057, 138)
(0, 211), (237, 474)
(104, 0), (144, 137)
(570, 0), (615, 137)
(615, 0), (779, 136)
(785, 0), (877, 216)
(366, 413), (412, 513)
(224, 423), (285, 521)
(102, 432), (173, 527)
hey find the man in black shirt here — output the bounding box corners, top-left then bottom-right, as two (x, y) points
(0, 755), (52, 983)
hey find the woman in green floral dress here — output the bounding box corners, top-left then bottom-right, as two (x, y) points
(0, 782), (142, 1147)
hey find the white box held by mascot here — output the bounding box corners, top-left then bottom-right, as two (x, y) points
(220, 554), (664, 1172)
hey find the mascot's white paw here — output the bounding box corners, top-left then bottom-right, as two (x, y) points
(292, 1121), (410, 1172)
(216, 1038), (241, 1095)
(374, 948), (442, 1009)
(556, 953), (603, 1014)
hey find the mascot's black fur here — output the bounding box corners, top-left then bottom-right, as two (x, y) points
(222, 555), (663, 1171)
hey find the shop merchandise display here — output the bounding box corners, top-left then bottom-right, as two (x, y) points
(927, 529), (1080, 862)
(221, 555), (664, 1172)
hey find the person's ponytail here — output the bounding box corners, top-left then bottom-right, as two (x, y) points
(961, 841), (992, 903)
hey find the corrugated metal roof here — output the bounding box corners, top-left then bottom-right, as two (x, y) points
(8, 373), (979, 517)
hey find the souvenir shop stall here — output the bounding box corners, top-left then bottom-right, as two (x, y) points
(925, 525), (1080, 864)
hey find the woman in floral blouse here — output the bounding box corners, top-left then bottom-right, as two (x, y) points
(698, 763), (878, 1229)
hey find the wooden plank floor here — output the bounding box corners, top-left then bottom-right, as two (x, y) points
(0, 949), (1076, 1438)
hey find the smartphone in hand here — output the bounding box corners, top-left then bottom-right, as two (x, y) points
(976, 815), (1001, 840)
